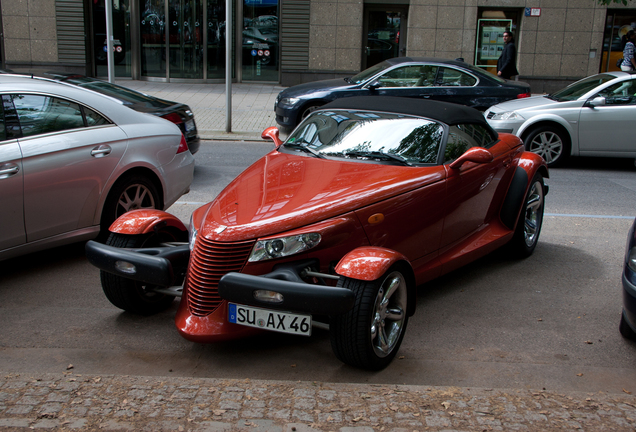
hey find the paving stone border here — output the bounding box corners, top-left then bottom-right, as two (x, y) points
(1, 372), (635, 431)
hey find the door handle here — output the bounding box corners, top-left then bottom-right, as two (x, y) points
(0, 164), (19, 178)
(91, 145), (112, 157)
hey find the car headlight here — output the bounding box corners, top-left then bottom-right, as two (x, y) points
(249, 233), (321, 262)
(278, 97), (300, 107)
(189, 216), (198, 251)
(490, 111), (524, 121)
(628, 247), (636, 272)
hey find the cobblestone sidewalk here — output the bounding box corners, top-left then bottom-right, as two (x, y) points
(1, 372), (635, 431)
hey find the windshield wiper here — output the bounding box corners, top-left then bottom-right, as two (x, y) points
(343, 151), (411, 166)
(344, 77), (352, 83)
(284, 143), (325, 159)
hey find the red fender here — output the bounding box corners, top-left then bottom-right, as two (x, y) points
(335, 246), (410, 282)
(518, 151), (549, 181)
(109, 209), (187, 235)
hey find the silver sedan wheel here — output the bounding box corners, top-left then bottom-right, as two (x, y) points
(116, 183), (156, 217)
(528, 131), (563, 165)
(371, 271), (408, 358)
(523, 178), (544, 247)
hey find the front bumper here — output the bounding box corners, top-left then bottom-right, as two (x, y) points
(85, 240), (190, 287)
(218, 260), (355, 315)
(274, 104), (298, 128)
(622, 268), (636, 335)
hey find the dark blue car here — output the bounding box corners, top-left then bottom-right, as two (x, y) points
(621, 218), (636, 340)
(274, 57), (531, 129)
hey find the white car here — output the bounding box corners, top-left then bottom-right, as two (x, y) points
(0, 74), (195, 260)
(485, 71), (636, 167)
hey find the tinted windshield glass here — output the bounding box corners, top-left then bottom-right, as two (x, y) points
(350, 61), (392, 84)
(551, 74), (615, 101)
(284, 110), (445, 164)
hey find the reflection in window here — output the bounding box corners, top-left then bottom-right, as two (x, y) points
(378, 65), (423, 88)
(444, 123), (496, 163)
(285, 110), (445, 165)
(12, 95), (85, 137)
(84, 107), (111, 126)
(597, 79), (636, 105)
(437, 67), (477, 87)
(0, 101), (5, 141)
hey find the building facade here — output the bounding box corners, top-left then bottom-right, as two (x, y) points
(1, 0), (635, 93)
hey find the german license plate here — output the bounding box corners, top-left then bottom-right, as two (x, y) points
(185, 119), (195, 132)
(228, 303), (311, 336)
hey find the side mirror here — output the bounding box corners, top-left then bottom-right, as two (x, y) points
(449, 147), (493, 170)
(586, 96), (606, 108)
(367, 80), (381, 90)
(261, 126), (282, 147)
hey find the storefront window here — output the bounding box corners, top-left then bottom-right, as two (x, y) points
(474, 9), (520, 76)
(601, 11), (636, 73)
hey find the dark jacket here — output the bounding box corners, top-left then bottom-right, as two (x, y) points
(497, 42), (519, 79)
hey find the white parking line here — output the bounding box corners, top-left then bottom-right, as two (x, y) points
(546, 213), (634, 220)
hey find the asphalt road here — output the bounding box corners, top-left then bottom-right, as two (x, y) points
(1, 143), (635, 396)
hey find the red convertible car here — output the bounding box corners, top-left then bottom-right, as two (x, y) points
(86, 97), (548, 370)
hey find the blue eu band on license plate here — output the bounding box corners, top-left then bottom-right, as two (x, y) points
(228, 303), (312, 336)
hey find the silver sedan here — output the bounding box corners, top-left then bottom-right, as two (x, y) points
(0, 74), (195, 260)
(485, 71), (636, 167)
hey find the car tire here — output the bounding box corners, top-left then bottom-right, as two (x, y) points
(330, 266), (409, 370)
(509, 173), (545, 258)
(101, 174), (162, 233)
(299, 103), (321, 124)
(100, 232), (178, 315)
(524, 125), (570, 167)
(620, 312), (636, 340)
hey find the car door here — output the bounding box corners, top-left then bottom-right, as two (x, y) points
(578, 78), (636, 154)
(0, 98), (25, 251)
(440, 123), (517, 254)
(10, 93), (129, 242)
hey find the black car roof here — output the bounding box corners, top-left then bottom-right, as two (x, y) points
(321, 96), (495, 131)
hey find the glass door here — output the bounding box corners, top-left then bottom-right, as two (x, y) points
(207, 0), (227, 80)
(94, 0), (132, 77)
(363, 6), (406, 70)
(242, 0), (279, 81)
(168, 0), (203, 78)
(140, 0), (166, 77)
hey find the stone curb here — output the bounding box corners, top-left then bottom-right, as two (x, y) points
(1, 372), (635, 431)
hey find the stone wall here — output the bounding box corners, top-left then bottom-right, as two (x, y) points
(2, 0), (58, 67)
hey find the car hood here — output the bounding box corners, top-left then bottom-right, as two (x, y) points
(193, 151), (445, 242)
(488, 95), (559, 113)
(280, 78), (355, 98)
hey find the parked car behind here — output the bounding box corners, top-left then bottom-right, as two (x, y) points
(86, 96), (548, 370)
(485, 71), (636, 167)
(0, 74), (195, 261)
(43, 73), (201, 154)
(621, 217), (636, 341)
(274, 57), (531, 129)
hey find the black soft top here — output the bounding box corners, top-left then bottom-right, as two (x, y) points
(321, 96), (494, 132)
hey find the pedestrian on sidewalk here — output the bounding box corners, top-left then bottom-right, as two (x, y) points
(621, 30), (636, 71)
(497, 30), (519, 80)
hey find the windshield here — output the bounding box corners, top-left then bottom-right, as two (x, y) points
(550, 74), (615, 102)
(284, 110), (445, 165)
(349, 61), (392, 84)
